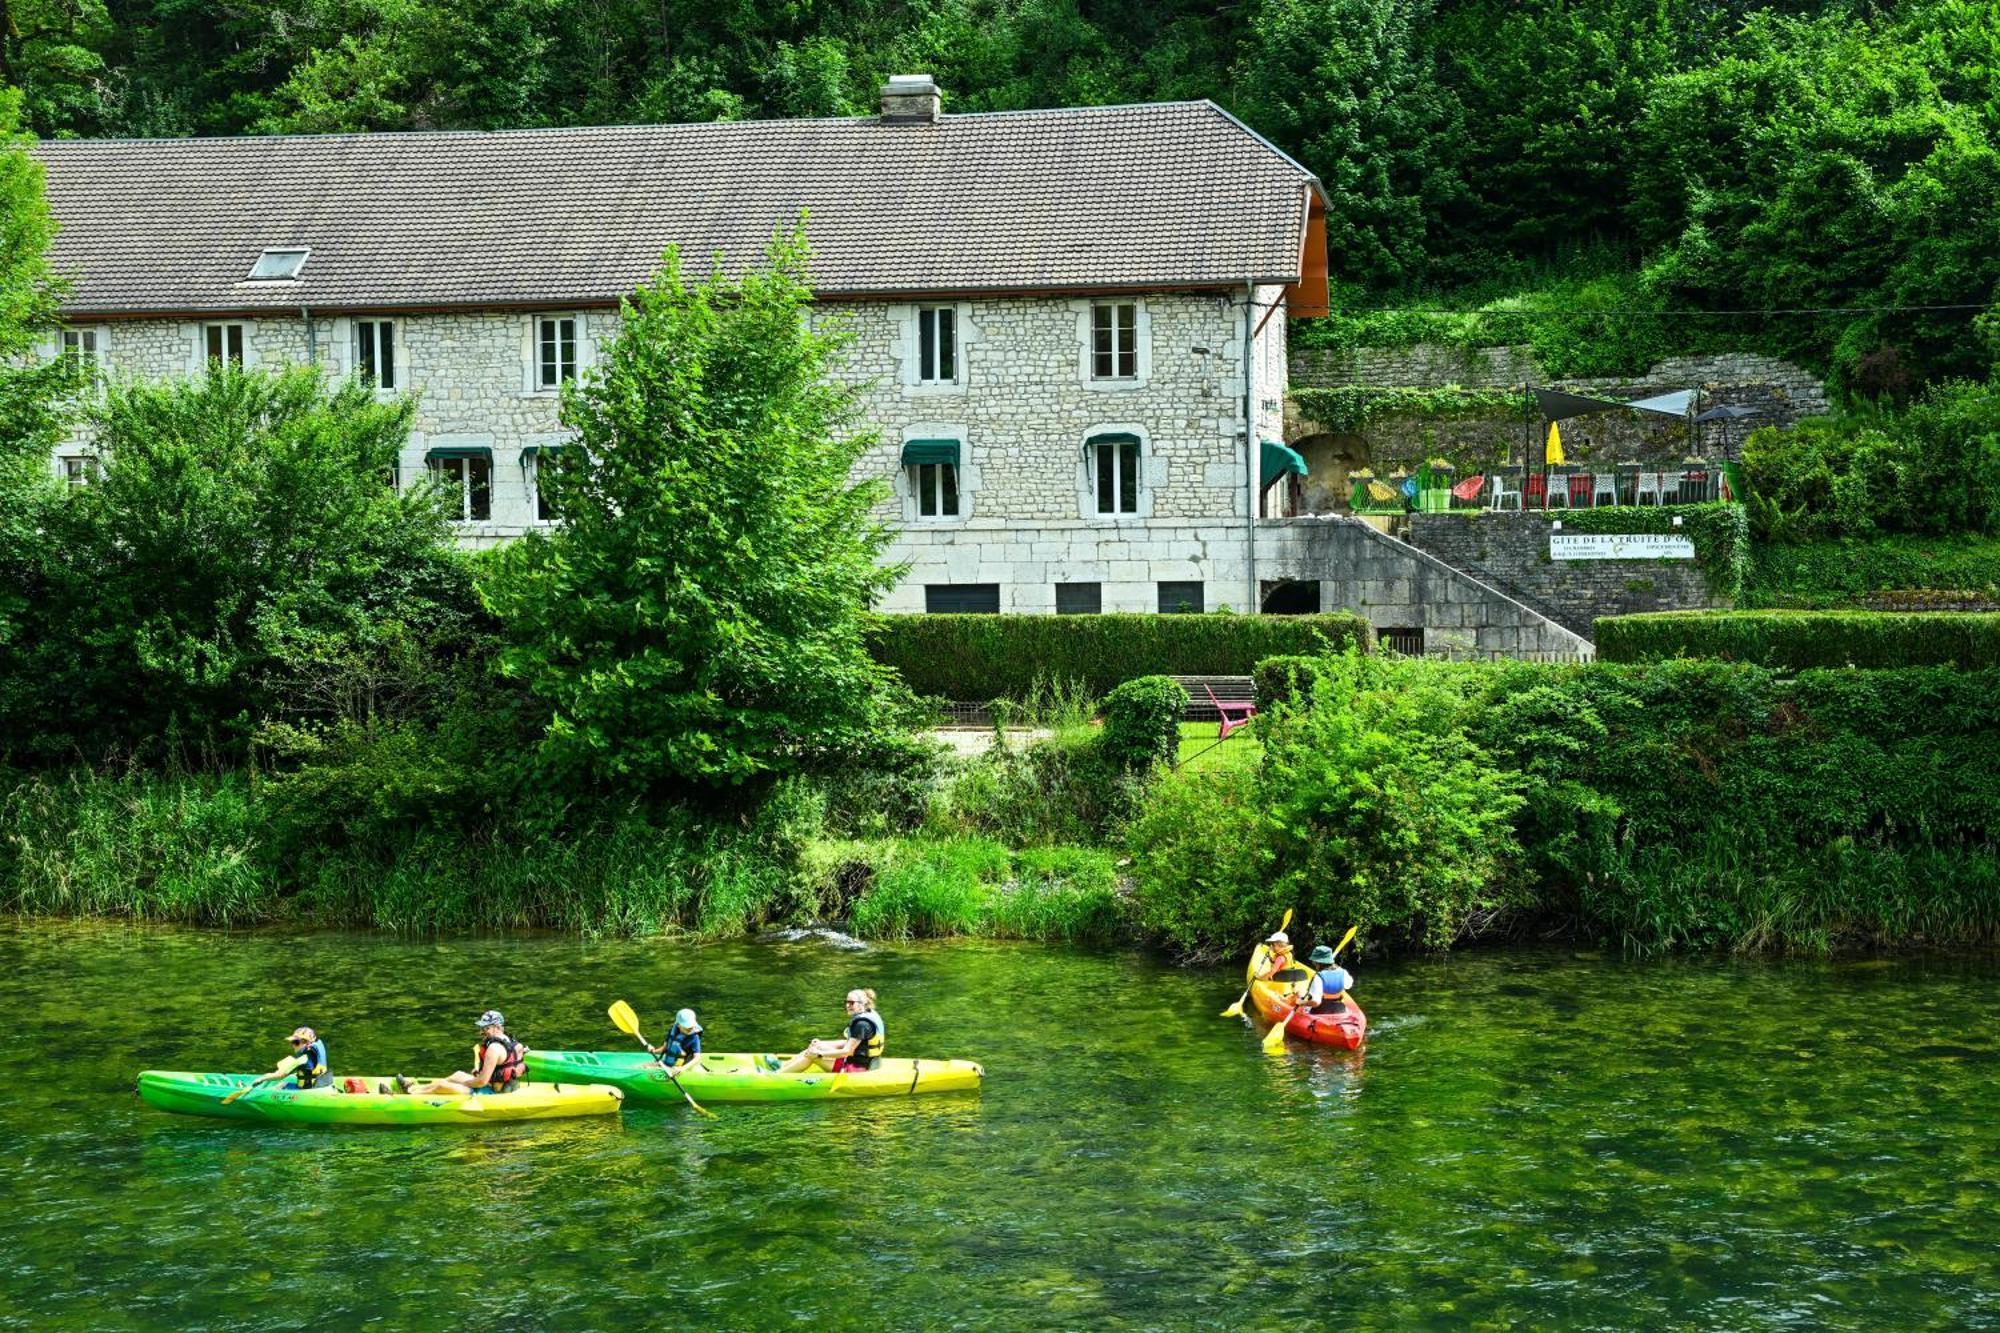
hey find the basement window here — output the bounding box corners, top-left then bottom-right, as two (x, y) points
(246, 248), (309, 282)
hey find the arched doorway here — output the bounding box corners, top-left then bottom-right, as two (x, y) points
(1289, 432), (1370, 513)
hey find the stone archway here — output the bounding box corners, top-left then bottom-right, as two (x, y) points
(1288, 432), (1370, 513)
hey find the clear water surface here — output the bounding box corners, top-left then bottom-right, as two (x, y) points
(1, 919), (1995, 1330)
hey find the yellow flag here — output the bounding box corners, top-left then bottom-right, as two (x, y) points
(1545, 421), (1566, 466)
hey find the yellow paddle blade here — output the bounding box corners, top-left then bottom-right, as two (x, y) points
(607, 1000), (641, 1037)
(1278, 907), (1293, 933)
(1261, 1011), (1292, 1053)
(1220, 994), (1246, 1019)
(1333, 924), (1359, 958)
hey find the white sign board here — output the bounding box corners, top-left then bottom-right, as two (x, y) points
(1549, 533), (1696, 561)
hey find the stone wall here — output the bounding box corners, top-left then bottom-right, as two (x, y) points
(1407, 511), (1729, 637)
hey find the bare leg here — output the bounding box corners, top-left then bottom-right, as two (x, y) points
(408, 1073), (475, 1096)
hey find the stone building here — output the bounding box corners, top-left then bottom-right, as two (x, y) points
(33, 77), (1341, 617)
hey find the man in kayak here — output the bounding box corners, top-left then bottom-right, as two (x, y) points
(764, 989), (884, 1074)
(1255, 930), (1296, 980)
(403, 1011), (528, 1096)
(649, 1009), (703, 1071)
(1304, 945), (1355, 1012)
(238, 1026), (331, 1094)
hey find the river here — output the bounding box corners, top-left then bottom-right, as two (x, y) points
(1, 919), (1995, 1329)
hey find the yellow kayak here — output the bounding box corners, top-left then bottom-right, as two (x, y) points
(527, 1050), (984, 1103)
(136, 1071), (624, 1125)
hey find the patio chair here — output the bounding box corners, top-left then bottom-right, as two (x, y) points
(1203, 682), (1257, 741)
(1489, 473), (1520, 510)
(1450, 474), (1486, 508)
(1523, 472), (1549, 510)
(1366, 480), (1401, 509)
(1635, 471), (1664, 505)
(1593, 472), (1618, 507)
(1566, 474), (1595, 509)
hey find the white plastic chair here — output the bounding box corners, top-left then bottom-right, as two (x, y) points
(1593, 473), (1618, 507)
(1635, 471), (1664, 505)
(1489, 473), (1520, 510)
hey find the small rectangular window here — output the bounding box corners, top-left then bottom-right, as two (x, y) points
(537, 317), (577, 389)
(1380, 627), (1426, 656)
(1093, 437), (1141, 515)
(246, 248), (309, 281)
(1092, 302), (1137, 379)
(911, 462), (960, 518)
(355, 320), (397, 390)
(917, 306), (957, 383)
(429, 455), (492, 522)
(532, 449), (562, 522)
(203, 323), (245, 367)
(1055, 582), (1102, 615)
(1158, 581), (1204, 614)
(924, 583), (1000, 614)
(60, 328), (100, 368)
(59, 456), (98, 488)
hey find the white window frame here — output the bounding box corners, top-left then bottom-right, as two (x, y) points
(897, 426), (974, 523)
(524, 441), (570, 525)
(916, 305), (958, 385)
(353, 318), (398, 391)
(56, 454), (101, 488)
(428, 453), (493, 522)
(909, 461), (960, 519)
(526, 315), (591, 394)
(1073, 299), (1150, 390)
(60, 326), (105, 370)
(1093, 437), (1142, 515)
(195, 321), (250, 371)
(1092, 302), (1138, 380)
(1078, 424), (1155, 521)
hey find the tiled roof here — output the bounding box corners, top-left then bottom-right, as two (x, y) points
(34, 101), (1318, 316)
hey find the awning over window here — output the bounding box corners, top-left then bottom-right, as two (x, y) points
(425, 444), (492, 462)
(1082, 431), (1140, 459)
(901, 439), (960, 467)
(1260, 439), (1308, 489)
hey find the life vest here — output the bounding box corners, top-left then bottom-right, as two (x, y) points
(660, 1028), (701, 1070)
(845, 1011), (885, 1070)
(1313, 966), (1353, 1008)
(478, 1034), (526, 1092)
(291, 1039), (331, 1089)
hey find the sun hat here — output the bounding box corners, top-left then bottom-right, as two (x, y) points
(1307, 945), (1337, 965)
(674, 1008), (702, 1033)
(1265, 931), (1290, 945)
(476, 1009), (505, 1029)
(288, 1026), (316, 1044)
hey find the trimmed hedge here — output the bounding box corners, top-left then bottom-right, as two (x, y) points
(1556, 503), (1751, 602)
(869, 613), (1372, 700)
(1743, 535), (2000, 609)
(1595, 610), (2000, 669)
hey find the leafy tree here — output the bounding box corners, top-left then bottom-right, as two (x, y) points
(0, 0), (110, 132)
(481, 232), (902, 794)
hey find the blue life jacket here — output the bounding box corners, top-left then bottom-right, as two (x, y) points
(660, 1028), (701, 1069)
(291, 1039), (331, 1089)
(1316, 966), (1353, 999)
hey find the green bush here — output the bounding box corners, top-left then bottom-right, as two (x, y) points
(1252, 654), (1327, 711)
(1595, 610), (2000, 669)
(1743, 535), (2000, 608)
(869, 613), (1370, 700)
(1100, 677), (1189, 773)
(835, 837), (1124, 942)
(1127, 767), (1274, 959)
(1555, 504), (1750, 602)
(931, 727), (1140, 846)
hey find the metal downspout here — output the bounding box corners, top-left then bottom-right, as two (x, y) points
(302, 306), (316, 367)
(1244, 282), (1258, 614)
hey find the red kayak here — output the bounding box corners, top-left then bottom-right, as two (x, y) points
(1246, 946), (1367, 1050)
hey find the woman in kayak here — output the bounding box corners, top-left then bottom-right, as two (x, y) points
(765, 989), (885, 1074)
(404, 1010), (527, 1096)
(239, 1026), (331, 1094)
(1304, 944), (1355, 1012)
(1255, 930), (1296, 979)
(649, 1008), (703, 1071)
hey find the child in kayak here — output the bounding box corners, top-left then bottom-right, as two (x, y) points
(764, 989), (884, 1074)
(649, 1009), (703, 1071)
(1304, 944), (1355, 1012)
(403, 1010), (528, 1096)
(1255, 930), (1296, 979)
(239, 1026), (331, 1093)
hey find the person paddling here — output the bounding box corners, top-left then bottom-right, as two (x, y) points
(763, 989), (884, 1074)
(649, 1009), (703, 1072)
(239, 1026), (331, 1094)
(1255, 931), (1296, 980)
(403, 1010), (527, 1096)
(1304, 944), (1355, 1012)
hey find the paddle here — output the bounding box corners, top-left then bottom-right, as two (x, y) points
(1220, 908), (1291, 1018)
(220, 1075), (272, 1106)
(1261, 924), (1360, 1054)
(607, 1000), (718, 1119)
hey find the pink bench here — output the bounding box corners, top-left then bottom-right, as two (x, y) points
(1204, 682), (1256, 740)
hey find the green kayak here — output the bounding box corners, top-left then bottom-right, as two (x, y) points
(136, 1071), (623, 1125)
(526, 1050), (984, 1103)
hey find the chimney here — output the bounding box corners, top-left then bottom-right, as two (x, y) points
(880, 74), (941, 123)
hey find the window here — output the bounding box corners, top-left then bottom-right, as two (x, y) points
(1380, 627), (1425, 655)
(1158, 581), (1204, 614)
(354, 320), (396, 390)
(203, 323), (246, 366)
(1092, 302), (1138, 379)
(60, 328), (101, 369)
(1055, 582), (1102, 615)
(537, 317), (578, 389)
(917, 306), (957, 383)
(58, 456), (99, 488)
(528, 447), (564, 523)
(246, 248), (309, 281)
(924, 584), (1000, 614)
(429, 453), (492, 522)
(911, 462), (959, 518)
(1092, 434), (1141, 515)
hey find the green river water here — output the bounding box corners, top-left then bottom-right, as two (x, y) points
(1, 919), (1996, 1330)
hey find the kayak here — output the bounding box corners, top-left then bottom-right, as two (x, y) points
(1246, 946), (1368, 1050)
(135, 1071), (623, 1125)
(526, 1050), (984, 1103)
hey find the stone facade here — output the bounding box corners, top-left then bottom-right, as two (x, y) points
(1407, 511), (1728, 638)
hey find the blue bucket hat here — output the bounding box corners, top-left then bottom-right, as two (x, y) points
(674, 1008), (702, 1034)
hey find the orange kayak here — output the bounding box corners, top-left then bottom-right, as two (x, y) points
(1246, 945), (1368, 1050)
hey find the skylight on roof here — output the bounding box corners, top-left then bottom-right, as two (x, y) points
(246, 248), (309, 282)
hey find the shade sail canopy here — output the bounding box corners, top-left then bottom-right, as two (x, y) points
(1533, 386), (1626, 420)
(1260, 439), (1308, 489)
(1694, 403), (1765, 423)
(1625, 389), (1694, 417)
(900, 439), (961, 467)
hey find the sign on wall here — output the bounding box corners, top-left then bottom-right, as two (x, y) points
(1549, 533), (1696, 561)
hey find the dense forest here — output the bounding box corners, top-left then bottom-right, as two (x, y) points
(5, 0), (1999, 389)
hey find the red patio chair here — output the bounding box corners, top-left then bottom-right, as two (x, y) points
(1523, 472), (1549, 509)
(1450, 474), (1486, 507)
(1204, 682), (1257, 741)
(1567, 474), (1595, 508)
